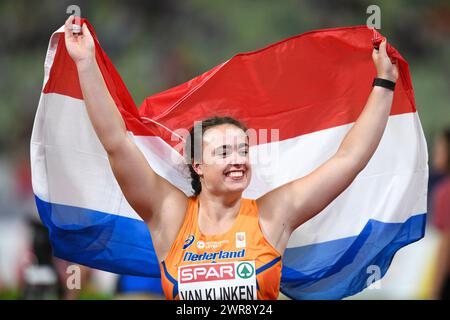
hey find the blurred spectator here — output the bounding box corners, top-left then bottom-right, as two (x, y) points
(430, 129), (450, 300)
(19, 217), (63, 299)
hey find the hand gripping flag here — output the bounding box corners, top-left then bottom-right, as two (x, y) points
(31, 19), (428, 299)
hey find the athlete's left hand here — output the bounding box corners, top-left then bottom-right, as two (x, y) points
(372, 39), (399, 83)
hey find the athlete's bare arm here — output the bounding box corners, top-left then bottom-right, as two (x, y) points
(64, 16), (187, 260)
(257, 39), (399, 254)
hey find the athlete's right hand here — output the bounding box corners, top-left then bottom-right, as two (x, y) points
(64, 15), (95, 67)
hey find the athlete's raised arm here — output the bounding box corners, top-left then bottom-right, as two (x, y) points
(63, 16), (187, 231)
(257, 39), (399, 253)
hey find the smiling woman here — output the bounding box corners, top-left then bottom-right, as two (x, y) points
(62, 14), (400, 300)
(31, 15), (423, 300)
(160, 116), (283, 300)
(185, 116), (250, 197)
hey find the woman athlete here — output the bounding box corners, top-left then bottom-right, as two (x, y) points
(64, 16), (398, 300)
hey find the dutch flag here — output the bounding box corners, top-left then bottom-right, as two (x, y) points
(31, 20), (428, 299)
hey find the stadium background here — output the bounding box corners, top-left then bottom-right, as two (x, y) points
(0, 0), (449, 299)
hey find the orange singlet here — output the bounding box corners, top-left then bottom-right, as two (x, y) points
(160, 196), (282, 300)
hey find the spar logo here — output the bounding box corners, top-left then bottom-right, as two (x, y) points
(179, 263), (235, 284)
(236, 262), (254, 279)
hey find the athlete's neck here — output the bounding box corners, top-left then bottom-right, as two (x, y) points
(197, 191), (242, 231)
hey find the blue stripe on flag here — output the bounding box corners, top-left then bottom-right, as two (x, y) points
(280, 213), (426, 299)
(35, 195), (161, 277)
(35, 195), (425, 299)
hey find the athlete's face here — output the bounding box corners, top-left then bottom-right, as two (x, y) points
(193, 124), (251, 196)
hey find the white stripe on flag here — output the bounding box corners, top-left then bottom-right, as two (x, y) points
(31, 92), (427, 247)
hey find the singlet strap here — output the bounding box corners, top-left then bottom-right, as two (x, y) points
(161, 261), (178, 299)
(256, 256), (282, 275)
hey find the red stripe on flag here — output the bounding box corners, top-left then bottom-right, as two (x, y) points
(43, 19), (159, 136)
(139, 26), (416, 146)
(43, 23), (416, 148)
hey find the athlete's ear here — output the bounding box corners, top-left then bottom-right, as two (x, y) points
(193, 162), (204, 177)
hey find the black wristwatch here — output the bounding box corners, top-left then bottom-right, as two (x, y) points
(372, 78), (396, 91)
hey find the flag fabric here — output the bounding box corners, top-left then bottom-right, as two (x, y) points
(31, 19), (428, 299)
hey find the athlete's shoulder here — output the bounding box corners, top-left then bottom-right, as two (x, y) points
(240, 197), (259, 215)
